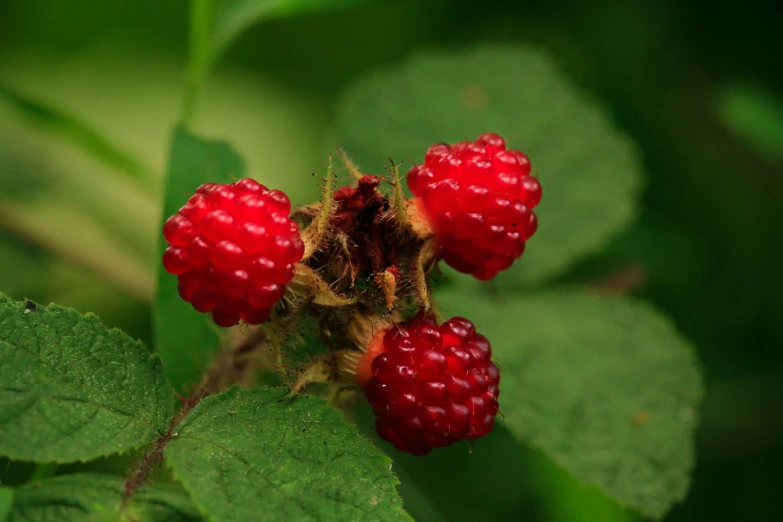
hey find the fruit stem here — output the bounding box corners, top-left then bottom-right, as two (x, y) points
(261, 311), (287, 380)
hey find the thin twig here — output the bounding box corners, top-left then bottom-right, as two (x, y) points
(122, 328), (269, 503)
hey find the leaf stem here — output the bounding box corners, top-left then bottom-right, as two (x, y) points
(122, 327), (268, 502)
(261, 314), (287, 380)
(181, 0), (214, 128)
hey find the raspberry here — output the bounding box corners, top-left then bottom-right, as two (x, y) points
(162, 178), (304, 327)
(356, 315), (500, 455)
(407, 133), (541, 280)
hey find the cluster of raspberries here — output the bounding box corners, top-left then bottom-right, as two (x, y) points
(161, 134), (540, 455)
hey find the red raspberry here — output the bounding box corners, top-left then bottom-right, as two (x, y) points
(356, 315), (500, 456)
(407, 133), (541, 280)
(162, 178), (304, 327)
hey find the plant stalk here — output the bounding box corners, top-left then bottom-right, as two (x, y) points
(181, 0), (214, 128)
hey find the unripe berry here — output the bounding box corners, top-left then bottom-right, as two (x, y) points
(407, 133), (541, 280)
(162, 178), (304, 327)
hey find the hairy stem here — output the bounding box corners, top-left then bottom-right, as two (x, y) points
(261, 317), (287, 380)
(122, 327), (267, 501)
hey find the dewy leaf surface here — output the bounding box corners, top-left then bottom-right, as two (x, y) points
(154, 128), (243, 392)
(9, 473), (202, 522)
(334, 45), (643, 286)
(438, 288), (703, 519)
(0, 295), (172, 463)
(165, 386), (412, 522)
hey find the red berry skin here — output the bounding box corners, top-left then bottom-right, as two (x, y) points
(359, 316), (500, 455)
(407, 133), (541, 280)
(162, 178), (304, 326)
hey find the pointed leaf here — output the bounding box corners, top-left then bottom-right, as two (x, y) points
(154, 128), (244, 392)
(165, 386), (411, 522)
(0, 295), (172, 463)
(439, 288), (703, 518)
(8, 473), (202, 522)
(334, 45), (643, 286)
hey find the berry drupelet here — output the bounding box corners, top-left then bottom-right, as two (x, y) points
(406, 133), (542, 280)
(162, 178), (304, 327)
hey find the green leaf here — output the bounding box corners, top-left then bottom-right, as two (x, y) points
(8, 473), (202, 522)
(715, 81), (783, 161)
(165, 386), (412, 522)
(334, 45), (643, 286)
(0, 294), (172, 463)
(438, 288), (702, 518)
(213, 0), (371, 57)
(154, 128), (244, 392)
(0, 487), (12, 522)
(0, 83), (154, 188)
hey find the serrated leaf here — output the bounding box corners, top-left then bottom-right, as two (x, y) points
(213, 0), (371, 57)
(8, 473), (202, 522)
(438, 288), (702, 518)
(0, 295), (173, 463)
(334, 45), (643, 286)
(165, 386), (411, 522)
(154, 128), (244, 393)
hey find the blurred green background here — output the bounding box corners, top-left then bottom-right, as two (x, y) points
(0, 0), (781, 520)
